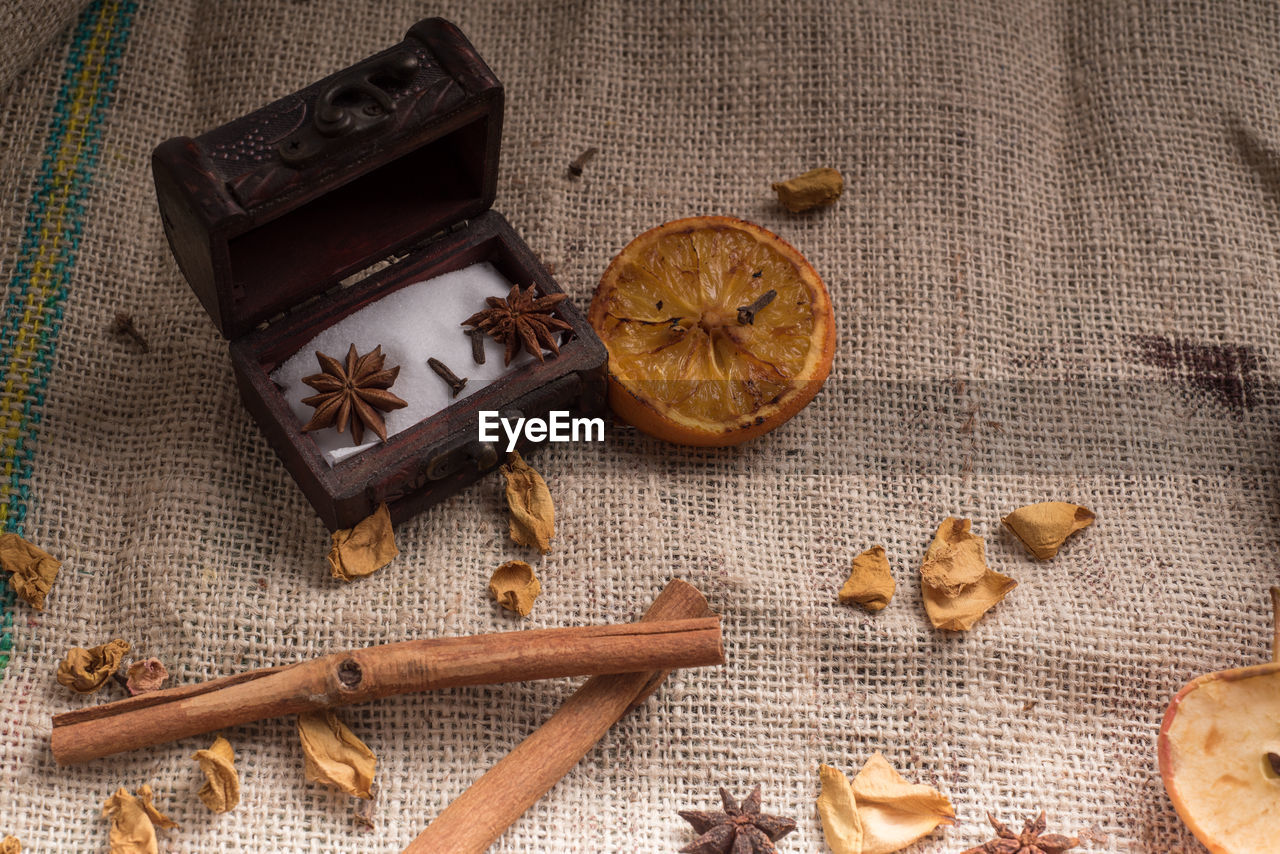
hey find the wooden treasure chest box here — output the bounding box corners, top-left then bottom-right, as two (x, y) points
(152, 18), (607, 530)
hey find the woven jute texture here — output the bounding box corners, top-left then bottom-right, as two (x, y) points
(2, 0), (1279, 851)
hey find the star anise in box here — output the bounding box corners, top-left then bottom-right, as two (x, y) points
(961, 812), (1079, 854)
(461, 283), (571, 366)
(300, 344), (407, 445)
(678, 785), (796, 853)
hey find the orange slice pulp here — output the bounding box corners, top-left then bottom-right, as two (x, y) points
(588, 216), (836, 446)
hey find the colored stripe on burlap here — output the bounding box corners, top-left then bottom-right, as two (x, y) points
(0, 0), (137, 672)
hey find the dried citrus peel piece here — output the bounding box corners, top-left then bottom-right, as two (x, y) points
(1002, 502), (1095, 559)
(817, 755), (955, 854)
(919, 518), (1016, 631)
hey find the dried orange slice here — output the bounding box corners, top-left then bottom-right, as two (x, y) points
(588, 216), (835, 446)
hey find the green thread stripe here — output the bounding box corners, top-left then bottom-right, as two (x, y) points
(0, 0), (137, 673)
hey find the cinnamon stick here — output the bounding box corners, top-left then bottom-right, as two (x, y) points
(51, 617), (722, 765)
(405, 578), (715, 853)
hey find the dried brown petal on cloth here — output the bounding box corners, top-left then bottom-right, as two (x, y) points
(101, 785), (177, 854)
(501, 450), (554, 553)
(919, 518), (988, 596)
(839, 545), (895, 611)
(125, 659), (168, 695)
(853, 753), (955, 854)
(192, 735), (240, 814)
(919, 518), (1016, 631)
(921, 570), (1018, 632)
(135, 786), (177, 831)
(771, 167), (845, 212)
(297, 710), (376, 799)
(0, 531), (60, 610)
(0, 835), (20, 854)
(1002, 502), (1096, 559)
(57, 638), (130, 694)
(817, 755), (955, 854)
(327, 503), (398, 581)
(817, 764), (863, 854)
(488, 560), (542, 617)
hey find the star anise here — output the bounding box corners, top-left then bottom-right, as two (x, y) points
(461, 283), (572, 366)
(300, 344), (407, 445)
(960, 812), (1079, 854)
(678, 786), (796, 853)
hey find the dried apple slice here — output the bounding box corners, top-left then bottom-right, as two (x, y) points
(1158, 588), (1280, 853)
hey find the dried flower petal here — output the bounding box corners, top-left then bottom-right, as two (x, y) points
(839, 545), (895, 611)
(328, 503), (398, 581)
(818, 756), (955, 854)
(817, 764), (864, 854)
(772, 167), (845, 212)
(489, 560), (542, 617)
(125, 659), (169, 695)
(192, 735), (240, 814)
(101, 785), (177, 854)
(1002, 502), (1095, 560)
(297, 710), (377, 799)
(853, 753), (956, 854)
(57, 638), (130, 694)
(0, 532), (60, 611)
(136, 785), (177, 831)
(921, 572), (1017, 632)
(501, 450), (555, 554)
(919, 518), (1016, 631)
(920, 518), (988, 595)
(1, 836), (20, 854)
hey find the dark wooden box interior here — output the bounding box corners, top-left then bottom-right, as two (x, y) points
(232, 210), (605, 531)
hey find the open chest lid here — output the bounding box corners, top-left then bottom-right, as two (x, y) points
(152, 18), (503, 340)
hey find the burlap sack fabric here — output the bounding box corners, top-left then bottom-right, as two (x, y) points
(0, 0), (1276, 850)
